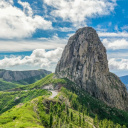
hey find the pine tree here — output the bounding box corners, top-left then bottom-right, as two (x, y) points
(79, 113), (81, 126)
(50, 113), (53, 128)
(50, 102), (53, 113)
(71, 111), (73, 121)
(66, 107), (69, 116)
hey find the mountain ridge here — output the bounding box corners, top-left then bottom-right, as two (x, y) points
(0, 69), (51, 85)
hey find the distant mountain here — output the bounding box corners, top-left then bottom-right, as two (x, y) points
(0, 69), (51, 85)
(120, 75), (128, 90)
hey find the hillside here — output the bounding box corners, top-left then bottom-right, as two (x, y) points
(120, 75), (128, 90)
(0, 69), (51, 85)
(0, 80), (24, 91)
(1, 73), (128, 127)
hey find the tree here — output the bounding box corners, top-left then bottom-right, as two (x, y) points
(50, 113), (53, 128)
(71, 111), (73, 121)
(79, 113), (81, 126)
(66, 107), (69, 116)
(50, 102), (53, 113)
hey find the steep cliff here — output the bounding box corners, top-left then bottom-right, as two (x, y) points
(55, 27), (128, 110)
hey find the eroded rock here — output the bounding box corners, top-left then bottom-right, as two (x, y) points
(55, 27), (128, 110)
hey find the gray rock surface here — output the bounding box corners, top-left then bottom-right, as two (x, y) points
(0, 69), (51, 84)
(55, 27), (128, 110)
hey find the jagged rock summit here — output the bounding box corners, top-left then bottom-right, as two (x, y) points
(55, 27), (128, 110)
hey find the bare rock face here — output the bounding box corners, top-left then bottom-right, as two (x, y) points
(55, 27), (128, 110)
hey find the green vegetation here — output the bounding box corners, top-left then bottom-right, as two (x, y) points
(59, 87), (127, 127)
(0, 87), (126, 128)
(37, 97), (94, 128)
(0, 98), (44, 128)
(0, 73), (128, 128)
(11, 73), (67, 91)
(60, 85), (128, 127)
(0, 89), (51, 114)
(0, 80), (24, 91)
(13, 74), (47, 85)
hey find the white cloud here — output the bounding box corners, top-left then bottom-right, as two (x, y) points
(98, 32), (128, 37)
(0, 0), (52, 39)
(43, 0), (116, 27)
(57, 27), (74, 32)
(0, 48), (63, 72)
(0, 35), (67, 52)
(121, 25), (128, 30)
(109, 58), (128, 70)
(102, 38), (128, 50)
(18, 0), (33, 16)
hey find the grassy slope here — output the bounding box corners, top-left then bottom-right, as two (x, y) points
(0, 98), (44, 128)
(0, 80), (24, 91)
(0, 87), (126, 128)
(10, 73), (67, 91)
(0, 91), (94, 128)
(13, 74), (48, 85)
(0, 72), (51, 91)
(0, 89), (51, 114)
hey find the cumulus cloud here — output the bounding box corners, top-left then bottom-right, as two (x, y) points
(43, 0), (116, 27)
(109, 58), (128, 70)
(0, 35), (67, 52)
(0, 48), (63, 71)
(18, 0), (33, 16)
(0, 0), (52, 39)
(102, 38), (128, 50)
(98, 32), (128, 37)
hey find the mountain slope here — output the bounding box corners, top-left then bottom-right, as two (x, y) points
(120, 75), (128, 90)
(0, 80), (23, 91)
(0, 69), (51, 85)
(0, 84), (127, 128)
(0, 89), (50, 114)
(3, 73), (128, 127)
(55, 27), (128, 111)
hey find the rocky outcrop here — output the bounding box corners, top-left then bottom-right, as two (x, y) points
(0, 69), (51, 84)
(55, 27), (128, 111)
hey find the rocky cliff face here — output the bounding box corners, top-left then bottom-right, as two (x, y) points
(55, 27), (128, 111)
(0, 69), (51, 84)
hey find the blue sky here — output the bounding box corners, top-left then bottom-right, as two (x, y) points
(0, 0), (128, 76)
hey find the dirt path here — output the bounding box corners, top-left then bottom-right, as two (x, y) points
(50, 91), (58, 98)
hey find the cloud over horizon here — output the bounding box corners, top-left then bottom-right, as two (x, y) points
(109, 58), (128, 70)
(102, 38), (128, 50)
(0, 48), (63, 72)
